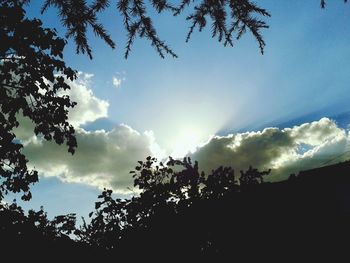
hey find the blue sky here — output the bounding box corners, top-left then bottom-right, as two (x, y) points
(13, 0), (350, 220)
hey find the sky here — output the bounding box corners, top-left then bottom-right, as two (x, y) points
(9, 0), (350, 220)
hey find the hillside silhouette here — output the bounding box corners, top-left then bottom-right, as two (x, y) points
(1, 159), (350, 260)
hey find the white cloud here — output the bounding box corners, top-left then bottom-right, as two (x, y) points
(65, 73), (109, 127)
(112, 76), (122, 89)
(13, 71), (159, 194)
(15, 71), (350, 194)
(23, 124), (163, 194)
(41, 71), (109, 127)
(22, 117), (350, 194)
(190, 118), (350, 181)
(13, 72), (109, 141)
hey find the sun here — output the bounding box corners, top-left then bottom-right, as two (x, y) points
(170, 128), (203, 158)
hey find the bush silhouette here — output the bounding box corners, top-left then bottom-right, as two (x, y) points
(2, 157), (350, 260)
(77, 156), (271, 258)
(76, 158), (350, 260)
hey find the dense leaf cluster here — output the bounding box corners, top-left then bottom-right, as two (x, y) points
(71, 159), (350, 260)
(0, 201), (76, 241)
(0, 0), (77, 200)
(2, 159), (350, 260)
(76, 156), (270, 255)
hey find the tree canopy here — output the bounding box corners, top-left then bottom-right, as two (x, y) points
(2, 158), (350, 260)
(0, 0), (77, 200)
(76, 156), (271, 253)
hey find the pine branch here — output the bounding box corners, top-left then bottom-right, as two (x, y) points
(41, 0), (272, 58)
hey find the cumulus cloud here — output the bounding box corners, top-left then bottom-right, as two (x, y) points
(14, 72), (109, 141)
(14, 71), (154, 194)
(190, 118), (350, 181)
(21, 115), (350, 194)
(23, 124), (162, 194)
(66, 72), (109, 127)
(16, 71), (350, 194)
(15, 71), (162, 194)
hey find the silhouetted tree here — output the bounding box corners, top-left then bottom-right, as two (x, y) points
(0, 201), (76, 241)
(38, 0), (270, 58)
(201, 166), (237, 199)
(78, 156), (270, 256)
(32, 0), (347, 58)
(0, 200), (85, 260)
(3, 159), (350, 260)
(0, 0), (77, 200)
(239, 165), (270, 188)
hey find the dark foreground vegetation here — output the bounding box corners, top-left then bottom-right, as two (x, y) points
(1, 158), (350, 261)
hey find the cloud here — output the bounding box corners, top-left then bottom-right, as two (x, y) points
(112, 76), (122, 89)
(14, 72), (109, 141)
(15, 72), (350, 194)
(21, 115), (350, 194)
(23, 124), (162, 194)
(13, 71), (163, 194)
(190, 118), (350, 181)
(66, 72), (109, 127)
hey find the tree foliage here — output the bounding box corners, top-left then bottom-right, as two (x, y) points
(0, 200), (76, 240)
(0, 0), (77, 200)
(39, 0), (271, 58)
(76, 156), (270, 254)
(74, 158), (350, 259)
(2, 160), (350, 260)
(36, 0), (348, 59)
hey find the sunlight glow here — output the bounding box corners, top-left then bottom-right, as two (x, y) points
(170, 128), (205, 158)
